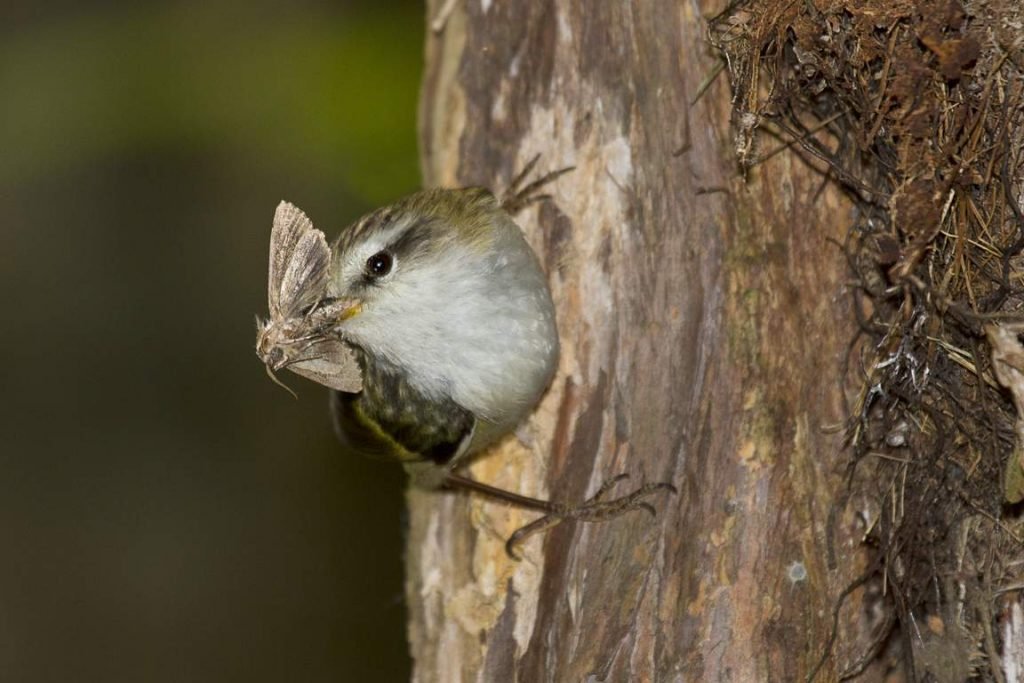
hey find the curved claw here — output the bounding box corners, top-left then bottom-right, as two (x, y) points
(500, 157), (576, 215)
(505, 514), (561, 561)
(654, 482), (678, 496)
(590, 473), (632, 502)
(506, 154), (541, 197)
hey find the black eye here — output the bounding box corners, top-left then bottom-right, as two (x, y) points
(365, 251), (393, 278)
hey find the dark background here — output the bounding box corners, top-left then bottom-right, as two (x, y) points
(1, 2), (422, 680)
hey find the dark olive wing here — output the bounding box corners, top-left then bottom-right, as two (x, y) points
(329, 390), (473, 465)
(329, 349), (474, 465)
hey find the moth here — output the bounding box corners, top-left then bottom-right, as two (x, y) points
(255, 201), (363, 394)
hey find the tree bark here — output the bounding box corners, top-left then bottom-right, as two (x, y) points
(407, 1), (868, 680)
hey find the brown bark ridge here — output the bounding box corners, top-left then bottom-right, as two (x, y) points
(407, 1), (867, 680)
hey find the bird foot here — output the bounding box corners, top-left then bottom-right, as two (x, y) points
(504, 474), (677, 560)
(500, 154), (575, 215)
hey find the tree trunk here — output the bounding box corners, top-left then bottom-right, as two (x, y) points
(407, 2), (868, 680)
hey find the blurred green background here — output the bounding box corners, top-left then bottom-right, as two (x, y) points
(1, 1), (423, 680)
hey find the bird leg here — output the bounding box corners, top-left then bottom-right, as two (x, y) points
(442, 471), (676, 560)
(500, 154), (575, 215)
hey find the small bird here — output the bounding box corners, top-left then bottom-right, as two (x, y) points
(257, 161), (674, 557)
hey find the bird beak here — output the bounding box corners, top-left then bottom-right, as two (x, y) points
(306, 297), (362, 327)
(338, 301), (362, 321)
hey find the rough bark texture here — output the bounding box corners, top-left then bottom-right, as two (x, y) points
(407, 1), (866, 680)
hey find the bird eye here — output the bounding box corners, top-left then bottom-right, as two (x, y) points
(365, 251), (393, 278)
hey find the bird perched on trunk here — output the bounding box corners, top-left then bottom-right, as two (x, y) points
(257, 161), (674, 557)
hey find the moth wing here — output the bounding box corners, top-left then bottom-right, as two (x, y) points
(278, 229), (331, 319)
(269, 201), (330, 318)
(286, 339), (364, 393)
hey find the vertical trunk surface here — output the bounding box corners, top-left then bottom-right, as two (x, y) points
(408, 1), (866, 680)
